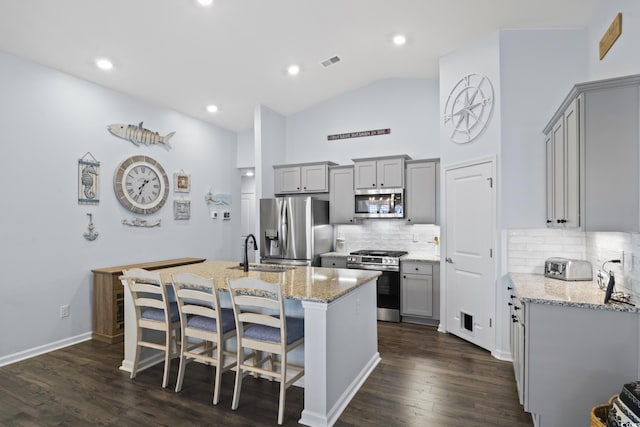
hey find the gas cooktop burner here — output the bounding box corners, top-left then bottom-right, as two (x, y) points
(350, 250), (408, 257)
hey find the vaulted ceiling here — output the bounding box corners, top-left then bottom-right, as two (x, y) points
(0, 0), (598, 132)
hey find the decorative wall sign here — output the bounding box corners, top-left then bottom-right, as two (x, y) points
(599, 12), (622, 60)
(83, 213), (99, 241)
(327, 128), (390, 141)
(78, 152), (100, 205)
(443, 73), (494, 143)
(107, 121), (175, 150)
(212, 193), (232, 205)
(122, 218), (162, 227)
(174, 170), (190, 193)
(174, 198), (191, 220)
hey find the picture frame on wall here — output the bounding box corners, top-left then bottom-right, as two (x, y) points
(174, 171), (190, 193)
(78, 152), (100, 205)
(174, 198), (190, 220)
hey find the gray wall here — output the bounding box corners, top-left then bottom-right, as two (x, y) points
(0, 51), (240, 363)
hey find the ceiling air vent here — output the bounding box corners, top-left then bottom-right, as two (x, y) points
(321, 55), (341, 68)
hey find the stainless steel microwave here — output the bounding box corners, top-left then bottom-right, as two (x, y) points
(354, 188), (404, 218)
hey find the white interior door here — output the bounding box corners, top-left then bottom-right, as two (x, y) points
(444, 160), (495, 351)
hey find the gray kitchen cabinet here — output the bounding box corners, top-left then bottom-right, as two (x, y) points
(543, 74), (640, 231)
(329, 165), (355, 224)
(400, 261), (439, 325)
(405, 160), (438, 224)
(507, 276), (639, 426)
(508, 288), (525, 405)
(353, 155), (410, 189)
(545, 97), (579, 228)
(320, 255), (347, 268)
(274, 161), (336, 194)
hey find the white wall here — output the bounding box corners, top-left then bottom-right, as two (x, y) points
(236, 128), (255, 169)
(438, 28), (592, 358)
(500, 29), (587, 229)
(588, 0), (640, 80)
(0, 51), (240, 362)
(255, 105), (286, 199)
(439, 32), (502, 167)
(285, 78), (440, 165)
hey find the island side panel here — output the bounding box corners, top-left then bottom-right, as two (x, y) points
(300, 279), (381, 427)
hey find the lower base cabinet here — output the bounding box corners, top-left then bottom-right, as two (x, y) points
(320, 255), (347, 269)
(508, 278), (639, 426)
(401, 261), (439, 325)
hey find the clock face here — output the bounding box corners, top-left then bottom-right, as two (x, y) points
(443, 73), (494, 144)
(113, 155), (169, 214)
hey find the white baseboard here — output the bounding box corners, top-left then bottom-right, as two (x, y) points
(0, 332), (92, 367)
(492, 348), (513, 362)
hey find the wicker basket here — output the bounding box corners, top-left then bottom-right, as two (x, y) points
(591, 395), (618, 427)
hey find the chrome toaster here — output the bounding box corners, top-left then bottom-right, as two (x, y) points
(544, 257), (592, 281)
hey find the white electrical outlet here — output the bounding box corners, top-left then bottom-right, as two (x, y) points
(60, 305), (70, 318)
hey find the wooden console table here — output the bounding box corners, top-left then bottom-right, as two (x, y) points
(91, 257), (206, 343)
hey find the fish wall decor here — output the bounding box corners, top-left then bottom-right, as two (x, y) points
(107, 122), (175, 149)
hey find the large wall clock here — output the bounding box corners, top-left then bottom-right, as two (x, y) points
(113, 155), (169, 214)
(443, 73), (494, 144)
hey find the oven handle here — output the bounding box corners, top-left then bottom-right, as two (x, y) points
(346, 264), (400, 272)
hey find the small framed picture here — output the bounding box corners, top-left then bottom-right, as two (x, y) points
(174, 171), (190, 193)
(174, 199), (191, 220)
(78, 152), (100, 205)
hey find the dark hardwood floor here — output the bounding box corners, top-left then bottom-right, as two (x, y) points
(0, 322), (532, 426)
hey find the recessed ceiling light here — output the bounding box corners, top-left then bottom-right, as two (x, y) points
(95, 58), (113, 70)
(287, 65), (300, 76)
(197, 0), (213, 6)
(246, 171), (254, 177)
(206, 104), (218, 113)
(393, 34), (407, 46)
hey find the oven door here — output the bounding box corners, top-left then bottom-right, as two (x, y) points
(376, 270), (400, 322)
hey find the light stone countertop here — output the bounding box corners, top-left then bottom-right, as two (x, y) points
(320, 252), (349, 258)
(508, 273), (639, 313)
(401, 252), (440, 263)
(153, 260), (381, 303)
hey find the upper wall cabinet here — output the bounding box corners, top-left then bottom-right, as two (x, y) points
(329, 165), (355, 224)
(352, 155), (410, 189)
(543, 74), (640, 231)
(274, 161), (337, 194)
(405, 160), (439, 224)
(545, 97), (579, 228)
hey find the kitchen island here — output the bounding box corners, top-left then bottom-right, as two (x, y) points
(120, 260), (381, 427)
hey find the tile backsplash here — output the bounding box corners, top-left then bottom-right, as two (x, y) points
(334, 221), (440, 254)
(508, 228), (640, 300)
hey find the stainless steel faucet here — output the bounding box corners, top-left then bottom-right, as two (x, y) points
(243, 234), (258, 272)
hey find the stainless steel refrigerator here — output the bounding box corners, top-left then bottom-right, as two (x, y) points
(260, 196), (332, 266)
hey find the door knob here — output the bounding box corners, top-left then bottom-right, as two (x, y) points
(445, 257), (453, 263)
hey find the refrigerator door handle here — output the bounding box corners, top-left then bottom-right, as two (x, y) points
(280, 199), (288, 256)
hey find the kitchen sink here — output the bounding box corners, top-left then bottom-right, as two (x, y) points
(227, 264), (295, 273)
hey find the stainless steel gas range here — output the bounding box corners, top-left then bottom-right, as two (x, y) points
(346, 249), (408, 322)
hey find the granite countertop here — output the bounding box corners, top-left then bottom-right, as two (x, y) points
(153, 260), (381, 303)
(320, 252), (349, 257)
(401, 252), (440, 263)
(508, 273), (639, 313)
